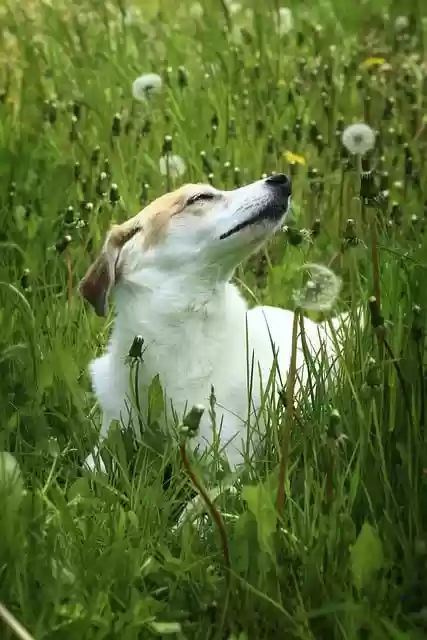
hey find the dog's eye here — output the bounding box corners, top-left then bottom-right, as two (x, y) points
(186, 192), (216, 205)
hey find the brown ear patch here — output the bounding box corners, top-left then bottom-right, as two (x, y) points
(79, 252), (112, 317)
(79, 183), (212, 315)
(79, 224), (141, 317)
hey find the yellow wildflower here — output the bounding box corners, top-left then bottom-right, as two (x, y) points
(283, 150), (306, 165)
(360, 57), (386, 70)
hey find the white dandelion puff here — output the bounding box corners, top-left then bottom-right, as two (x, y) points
(292, 263), (342, 312)
(159, 154), (187, 178)
(225, 0), (242, 15)
(342, 123), (376, 155)
(277, 7), (293, 35)
(123, 6), (143, 26)
(0, 451), (24, 507)
(394, 15), (409, 31)
(189, 2), (204, 18)
(172, 483), (238, 531)
(131, 73), (162, 101)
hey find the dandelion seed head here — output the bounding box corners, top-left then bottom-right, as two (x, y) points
(159, 154), (187, 178)
(189, 2), (204, 18)
(292, 263), (342, 311)
(277, 7), (293, 35)
(342, 123), (376, 155)
(394, 15), (409, 31)
(132, 73), (162, 102)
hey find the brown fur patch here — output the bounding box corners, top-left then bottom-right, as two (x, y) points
(107, 183), (206, 250)
(79, 184), (213, 316)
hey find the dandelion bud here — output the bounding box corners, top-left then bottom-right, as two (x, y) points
(309, 121), (319, 144)
(111, 113), (122, 137)
(344, 218), (358, 244)
(208, 173), (214, 185)
(200, 151), (213, 174)
(72, 101), (81, 119)
(233, 166), (241, 187)
(329, 408), (341, 436)
(323, 63), (332, 85)
(221, 161), (231, 182)
(109, 183), (120, 204)
(285, 227), (303, 246)
(55, 234), (72, 254)
(411, 304), (424, 341)
(91, 145), (101, 165)
(211, 112), (219, 128)
(139, 183), (150, 205)
(177, 66), (188, 88)
(74, 161), (81, 181)
(162, 135), (173, 154)
(366, 357), (381, 387)
(383, 96), (395, 120)
(128, 335), (145, 360)
(311, 219), (321, 238)
(379, 172), (389, 190)
(103, 158), (111, 178)
(96, 172), (108, 197)
(292, 263), (342, 312)
(64, 206), (74, 224)
(360, 170), (377, 202)
(21, 268), (31, 290)
(69, 115), (78, 141)
(368, 296), (384, 329)
(294, 121), (302, 142)
(281, 126), (289, 142)
(182, 404), (205, 436)
(315, 134), (325, 154)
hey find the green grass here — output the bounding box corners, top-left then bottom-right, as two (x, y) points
(1, 0), (427, 638)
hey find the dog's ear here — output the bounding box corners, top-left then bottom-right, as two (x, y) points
(78, 243), (119, 317)
(79, 223), (140, 317)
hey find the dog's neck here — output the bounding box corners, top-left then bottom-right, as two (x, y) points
(109, 269), (248, 355)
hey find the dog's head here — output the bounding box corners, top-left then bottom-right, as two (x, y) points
(79, 174), (292, 316)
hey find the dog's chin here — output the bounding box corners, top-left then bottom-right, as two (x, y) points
(219, 201), (288, 241)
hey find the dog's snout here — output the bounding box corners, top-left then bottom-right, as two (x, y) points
(265, 173), (292, 196)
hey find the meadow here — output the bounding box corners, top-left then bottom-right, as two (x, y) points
(0, 0), (427, 638)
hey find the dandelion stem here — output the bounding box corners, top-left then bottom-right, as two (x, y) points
(370, 217), (381, 313)
(276, 308), (300, 514)
(0, 602), (35, 640)
(179, 442), (230, 583)
(66, 248), (73, 305)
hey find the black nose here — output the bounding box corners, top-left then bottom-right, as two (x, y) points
(265, 173), (292, 196)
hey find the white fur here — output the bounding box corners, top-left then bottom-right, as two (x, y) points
(83, 177), (349, 470)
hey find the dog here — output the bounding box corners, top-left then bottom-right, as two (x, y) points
(79, 174), (350, 471)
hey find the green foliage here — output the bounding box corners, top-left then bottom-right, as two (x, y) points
(0, 0), (427, 638)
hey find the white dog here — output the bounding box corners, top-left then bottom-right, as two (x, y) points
(80, 175), (349, 470)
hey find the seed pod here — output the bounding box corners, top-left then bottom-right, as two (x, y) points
(91, 146), (101, 166)
(109, 183), (120, 204)
(233, 166), (241, 187)
(128, 335), (145, 359)
(55, 234), (72, 254)
(200, 151), (213, 174)
(177, 66), (188, 88)
(162, 135), (173, 154)
(111, 113), (122, 137)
